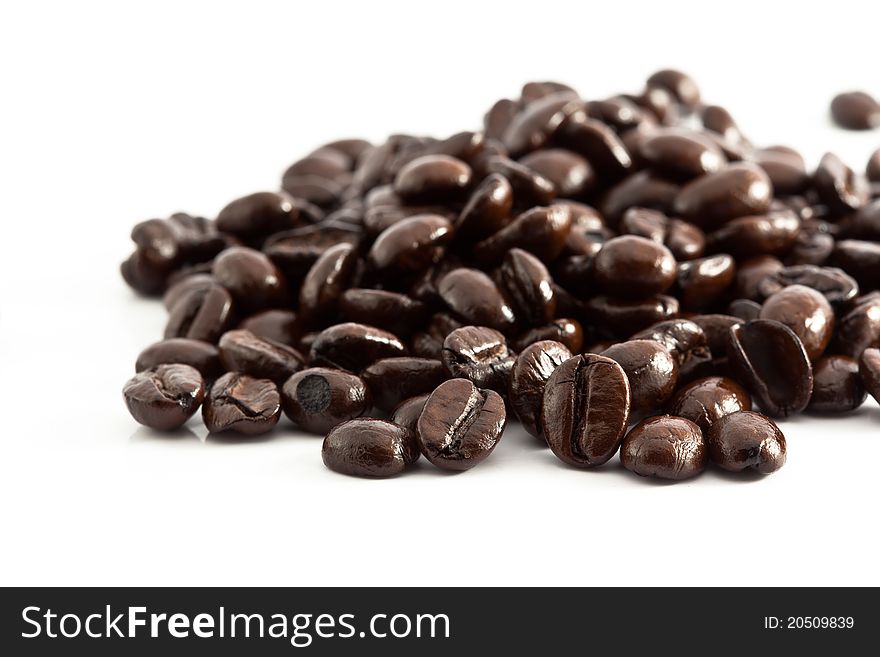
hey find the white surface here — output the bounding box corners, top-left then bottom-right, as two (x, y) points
(1, 0), (879, 587)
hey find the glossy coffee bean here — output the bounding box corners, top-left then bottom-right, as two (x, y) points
(541, 354), (631, 467)
(502, 92), (582, 156)
(123, 364), (205, 431)
(602, 340), (679, 415)
(416, 378), (506, 471)
(830, 91), (880, 130)
(830, 239), (880, 290)
(368, 214), (453, 271)
(727, 298), (762, 321)
(520, 81), (577, 104)
(601, 171), (680, 224)
(639, 129), (725, 180)
(669, 376), (752, 434)
(646, 69), (701, 108)
(585, 295), (680, 337)
(484, 98), (519, 141)
(759, 285), (834, 361)
(338, 289), (428, 338)
(674, 162), (773, 228)
(509, 341), (573, 440)
(391, 394), (430, 434)
(726, 319), (813, 417)
(309, 323), (407, 373)
(212, 247), (287, 313)
(619, 206), (667, 242)
(473, 204), (572, 265)
(484, 156), (556, 206)
(859, 348), (880, 403)
(736, 255), (784, 300)
(298, 243), (359, 325)
(362, 357), (448, 412)
(813, 152), (869, 215)
(202, 373), (280, 435)
(393, 155), (472, 203)
(163, 273), (215, 311)
(239, 310), (303, 346)
(706, 209), (800, 259)
(631, 318), (710, 370)
(556, 115), (633, 182)
(690, 314), (739, 355)
(586, 96), (647, 132)
(701, 105), (748, 146)
(513, 318), (584, 354)
(165, 284), (234, 344)
(868, 148), (880, 183)
(498, 248), (556, 326)
(322, 419), (419, 478)
(620, 416), (707, 481)
(834, 293), (880, 358)
(757, 264), (859, 308)
(518, 149), (594, 197)
(438, 268), (516, 332)
(808, 355), (867, 413)
(410, 313), (464, 359)
(675, 254), (736, 310)
(593, 235), (677, 298)
(216, 191), (296, 238)
(135, 338), (224, 381)
(752, 149), (809, 195)
(842, 200), (880, 241)
(281, 367), (372, 434)
(441, 326), (516, 393)
(454, 173), (514, 243)
(218, 329), (304, 384)
(707, 411), (786, 474)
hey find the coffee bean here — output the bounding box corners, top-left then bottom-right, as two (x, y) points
(758, 285), (834, 361)
(813, 152), (870, 216)
(361, 357), (448, 412)
(218, 329), (304, 384)
(454, 173), (513, 243)
(727, 298), (762, 321)
(707, 411), (786, 474)
(639, 129), (725, 180)
(808, 355), (867, 413)
(484, 98), (519, 141)
(473, 204), (572, 265)
(509, 341), (572, 440)
(868, 148), (880, 183)
(338, 289), (428, 338)
(391, 394), (430, 434)
(281, 367), (372, 434)
(726, 319), (813, 417)
(602, 339), (679, 415)
(621, 415), (707, 480)
(123, 364), (205, 431)
(834, 292), (880, 358)
(121, 249), (171, 296)
(556, 115), (633, 182)
(518, 149), (594, 197)
(669, 376), (752, 434)
(675, 254), (736, 310)
(298, 243), (359, 325)
(752, 149), (809, 195)
(706, 210), (800, 259)
(736, 255), (784, 300)
(441, 326), (516, 393)
(163, 273), (215, 311)
(484, 156), (557, 206)
(212, 247), (287, 313)
(410, 313), (464, 359)
(438, 268), (517, 332)
(646, 69), (701, 109)
(136, 338), (224, 381)
(602, 171), (680, 224)
(541, 354), (631, 467)
(165, 284), (234, 344)
(368, 214), (453, 271)
(513, 318), (584, 354)
(674, 163), (773, 228)
(322, 419), (419, 478)
(585, 294), (680, 337)
(416, 378), (506, 471)
(498, 248), (556, 326)
(216, 191), (296, 238)
(830, 239), (880, 290)
(757, 264), (859, 308)
(593, 235), (677, 298)
(830, 91), (880, 130)
(701, 105), (748, 146)
(842, 200), (880, 241)
(631, 318), (710, 371)
(394, 155), (473, 203)
(202, 373), (281, 435)
(859, 348), (880, 404)
(239, 310), (303, 346)
(502, 92), (582, 156)
(309, 322), (407, 373)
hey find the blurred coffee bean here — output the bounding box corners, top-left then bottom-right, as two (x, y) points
(830, 91), (880, 130)
(454, 173), (513, 242)
(757, 264), (859, 308)
(813, 152), (869, 215)
(394, 155), (473, 203)
(298, 243), (359, 326)
(646, 69), (701, 109)
(639, 129), (725, 180)
(859, 348), (880, 403)
(674, 163), (773, 228)
(518, 149), (594, 197)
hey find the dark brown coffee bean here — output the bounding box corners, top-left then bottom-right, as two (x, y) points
(757, 264), (859, 308)
(285, 150), (350, 180)
(212, 247), (287, 313)
(619, 206), (667, 242)
(669, 376), (752, 434)
(367, 214), (453, 271)
(509, 341), (573, 440)
(601, 171), (680, 224)
(674, 162), (773, 229)
(123, 364), (205, 431)
(727, 298), (762, 321)
(621, 416), (707, 481)
(786, 222), (835, 266)
(163, 273), (215, 311)
(216, 191), (297, 238)
(120, 250), (170, 296)
(808, 355), (867, 413)
(830, 91), (880, 130)
(726, 319), (813, 417)
(518, 149), (594, 197)
(484, 98), (519, 141)
(834, 292), (880, 358)
(281, 367), (372, 434)
(239, 310), (303, 346)
(438, 268), (516, 332)
(868, 148), (880, 183)
(859, 348), (880, 403)
(393, 155), (472, 203)
(281, 175), (343, 208)
(602, 339), (679, 415)
(498, 248), (556, 326)
(502, 92), (582, 156)
(416, 378), (506, 471)
(519, 81), (577, 104)
(513, 319), (584, 354)
(202, 373), (280, 435)
(752, 149), (809, 195)
(586, 96), (647, 132)
(441, 326), (516, 393)
(165, 284), (234, 344)
(842, 200), (880, 241)
(631, 318), (710, 371)
(265, 221), (362, 286)
(707, 411), (786, 474)
(338, 289), (428, 338)
(736, 255), (784, 300)
(136, 338), (224, 381)
(541, 354), (631, 467)
(454, 173), (513, 243)
(646, 69), (701, 109)
(410, 313), (464, 359)
(391, 394), (430, 434)
(813, 152), (870, 215)
(218, 329), (304, 384)
(691, 314), (740, 356)
(675, 254), (736, 310)
(309, 322), (407, 373)
(701, 105), (748, 146)
(361, 357), (448, 412)
(298, 243), (359, 325)
(830, 239), (880, 290)
(472, 204), (572, 265)
(322, 419), (419, 478)
(593, 235), (677, 298)
(556, 115), (633, 182)
(586, 295), (680, 338)
(759, 285), (834, 361)
(639, 129), (725, 180)
(706, 209), (800, 259)
(484, 156), (557, 206)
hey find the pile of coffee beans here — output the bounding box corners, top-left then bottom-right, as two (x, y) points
(122, 70), (880, 481)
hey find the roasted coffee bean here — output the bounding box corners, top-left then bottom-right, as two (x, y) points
(484, 156), (557, 206)
(620, 206), (667, 242)
(830, 239), (880, 290)
(512, 318), (584, 354)
(362, 357), (448, 412)
(727, 298), (762, 321)
(759, 285), (834, 361)
(669, 376), (752, 434)
(690, 314), (739, 356)
(842, 200), (880, 241)
(322, 419), (419, 478)
(701, 105), (748, 146)
(393, 155), (472, 203)
(391, 394), (430, 433)
(441, 326), (516, 393)
(520, 81), (577, 104)
(601, 171), (680, 224)
(368, 214), (453, 271)
(410, 313), (464, 359)
(556, 115), (633, 182)
(868, 148), (880, 183)
(859, 348), (880, 403)
(416, 378), (506, 471)
(830, 91), (880, 130)
(202, 373), (280, 435)
(498, 248), (556, 326)
(163, 273), (215, 311)
(123, 364), (205, 431)
(218, 330), (304, 384)
(757, 264), (859, 308)
(834, 293), (880, 358)
(120, 249), (170, 296)
(286, 149), (350, 179)
(212, 247), (287, 313)
(586, 96), (647, 132)
(813, 152), (870, 215)
(541, 354), (631, 467)
(646, 69), (701, 109)
(674, 163), (773, 229)
(454, 173), (513, 243)
(309, 323), (407, 373)
(281, 368), (372, 434)
(752, 149), (809, 195)
(502, 92), (582, 156)
(473, 204), (572, 265)
(165, 284), (234, 344)
(338, 289), (428, 338)
(593, 235), (677, 298)
(707, 411), (786, 474)
(216, 191), (296, 238)
(297, 242), (359, 325)
(639, 129), (725, 180)
(620, 416), (707, 481)
(602, 340), (679, 415)
(736, 255), (784, 300)
(509, 341), (573, 440)
(518, 149), (594, 197)
(727, 319), (813, 417)
(136, 338), (224, 381)
(675, 254), (736, 310)
(585, 295), (680, 338)
(706, 209), (800, 259)
(808, 355), (867, 413)
(239, 310), (303, 346)
(484, 98), (519, 141)
(438, 268), (517, 332)
(631, 318), (710, 370)
(787, 222), (835, 266)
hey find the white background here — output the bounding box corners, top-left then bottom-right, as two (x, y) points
(1, 0), (879, 587)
